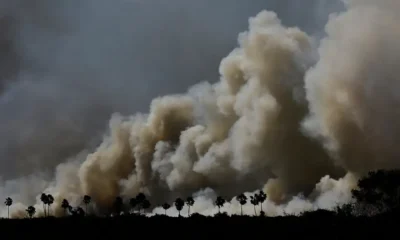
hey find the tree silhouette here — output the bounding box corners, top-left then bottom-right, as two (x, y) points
(26, 206), (36, 218)
(40, 193), (49, 217)
(136, 193), (146, 202)
(186, 197), (195, 217)
(236, 193), (247, 216)
(336, 203), (353, 217)
(129, 198), (138, 214)
(83, 195), (91, 215)
(352, 169), (400, 215)
(136, 193), (146, 214)
(250, 195), (259, 216)
(175, 198), (184, 217)
(215, 196), (226, 214)
(76, 207), (85, 216)
(68, 206), (85, 217)
(162, 203), (170, 215)
(4, 197), (12, 219)
(142, 199), (151, 213)
(47, 194), (54, 217)
(61, 199), (70, 217)
(114, 196), (124, 215)
(256, 190), (267, 214)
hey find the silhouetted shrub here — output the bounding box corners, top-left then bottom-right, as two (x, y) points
(214, 212), (228, 218)
(301, 209), (335, 218)
(352, 169), (400, 215)
(190, 213), (206, 219)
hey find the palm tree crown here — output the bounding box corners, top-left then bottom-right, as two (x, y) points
(47, 194), (54, 216)
(162, 203), (170, 215)
(26, 206), (36, 218)
(61, 199), (70, 216)
(175, 198), (184, 217)
(83, 195), (91, 215)
(186, 197), (195, 216)
(236, 193), (247, 216)
(215, 196), (226, 213)
(4, 197), (12, 219)
(40, 193), (49, 217)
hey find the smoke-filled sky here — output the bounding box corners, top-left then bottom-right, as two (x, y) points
(7, 0), (400, 218)
(0, 0), (344, 180)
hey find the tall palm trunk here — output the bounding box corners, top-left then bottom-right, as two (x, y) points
(165, 209), (167, 215)
(43, 204), (46, 217)
(7, 206), (9, 219)
(240, 205), (243, 215)
(188, 206), (190, 217)
(253, 205), (256, 216)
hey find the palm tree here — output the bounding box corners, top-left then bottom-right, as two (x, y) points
(162, 203), (170, 215)
(236, 193), (247, 216)
(142, 199), (151, 213)
(250, 195), (259, 216)
(256, 190), (267, 214)
(40, 193), (49, 217)
(114, 196), (124, 215)
(215, 196), (226, 214)
(83, 195), (91, 215)
(26, 206), (36, 218)
(4, 197), (12, 219)
(47, 194), (54, 216)
(129, 198), (138, 214)
(186, 197), (195, 217)
(61, 199), (70, 216)
(175, 198), (184, 217)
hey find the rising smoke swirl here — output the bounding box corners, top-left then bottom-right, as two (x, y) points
(4, 0), (399, 218)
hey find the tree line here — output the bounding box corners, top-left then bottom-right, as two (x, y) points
(5, 169), (400, 219)
(4, 190), (267, 219)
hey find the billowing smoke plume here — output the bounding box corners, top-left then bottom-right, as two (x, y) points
(4, 0), (399, 218)
(303, 0), (400, 176)
(75, 9), (342, 211)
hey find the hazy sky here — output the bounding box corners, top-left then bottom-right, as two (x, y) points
(0, 0), (344, 179)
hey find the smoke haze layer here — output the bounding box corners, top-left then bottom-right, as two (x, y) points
(5, 0), (398, 218)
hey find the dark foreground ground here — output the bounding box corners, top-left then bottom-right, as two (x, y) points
(1, 211), (399, 239)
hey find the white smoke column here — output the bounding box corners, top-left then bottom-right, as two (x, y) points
(303, 0), (400, 174)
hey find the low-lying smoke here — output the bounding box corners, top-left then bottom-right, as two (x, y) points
(3, 0), (398, 218)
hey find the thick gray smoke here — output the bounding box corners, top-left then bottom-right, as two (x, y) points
(5, 0), (391, 218)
